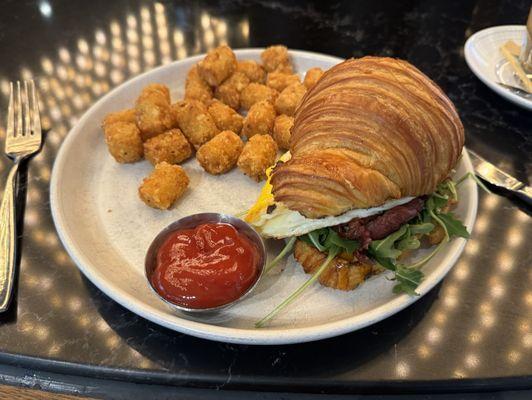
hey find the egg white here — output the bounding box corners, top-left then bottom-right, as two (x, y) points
(251, 196), (414, 239)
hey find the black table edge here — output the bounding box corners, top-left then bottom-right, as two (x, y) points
(0, 351), (530, 395)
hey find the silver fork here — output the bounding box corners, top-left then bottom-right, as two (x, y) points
(0, 81), (42, 312)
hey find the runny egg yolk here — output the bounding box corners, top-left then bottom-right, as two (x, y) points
(244, 151), (291, 224)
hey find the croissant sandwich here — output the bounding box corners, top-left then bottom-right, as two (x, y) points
(245, 57), (470, 305)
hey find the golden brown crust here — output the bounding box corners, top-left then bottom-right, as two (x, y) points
(271, 57), (464, 218)
(294, 240), (377, 291)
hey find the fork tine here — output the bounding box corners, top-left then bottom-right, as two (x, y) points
(6, 82), (14, 141)
(23, 81), (31, 136)
(15, 81), (22, 138)
(30, 81), (41, 138)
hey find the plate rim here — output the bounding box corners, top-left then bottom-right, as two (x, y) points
(50, 48), (478, 345)
(464, 25), (531, 110)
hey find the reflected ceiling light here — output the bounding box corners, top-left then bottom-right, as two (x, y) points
(0, 79), (10, 96)
(417, 345), (431, 359)
(497, 251), (513, 272)
(523, 333), (532, 348)
(489, 282), (505, 299)
(127, 14), (137, 29)
(141, 6), (150, 21)
(127, 29), (139, 43)
(68, 297), (82, 312)
(38, 0), (52, 18)
(173, 29), (184, 46)
(515, 210), (529, 222)
(216, 21), (227, 37)
(480, 312), (495, 327)
(465, 353), (480, 369)
(524, 292), (532, 307)
(95, 31), (106, 46)
(507, 228), (523, 247)
(240, 20), (250, 39)
(507, 350), (521, 364)
(205, 29), (215, 47)
(110, 70), (124, 84)
(78, 315), (90, 327)
(454, 261), (470, 280)
(41, 57), (54, 74)
(395, 361), (410, 377)
(468, 330), (482, 344)
(177, 48), (187, 59)
(78, 39), (89, 54)
(58, 48), (71, 63)
(110, 21), (121, 36)
(427, 328), (441, 343)
(201, 13), (210, 29)
(142, 22), (152, 34)
(482, 195), (499, 210)
(106, 336), (120, 348)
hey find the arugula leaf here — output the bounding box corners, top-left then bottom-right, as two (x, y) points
(437, 212), (470, 239)
(301, 228), (359, 255)
(396, 235), (420, 251)
(372, 253), (397, 271)
(256, 245), (340, 327)
(264, 237), (297, 274)
(303, 229), (327, 251)
(368, 224), (408, 259)
(323, 229), (359, 255)
(393, 266), (423, 296)
(409, 222), (435, 235)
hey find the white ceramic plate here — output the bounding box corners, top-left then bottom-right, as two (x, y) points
(50, 49), (478, 345)
(464, 25), (531, 110)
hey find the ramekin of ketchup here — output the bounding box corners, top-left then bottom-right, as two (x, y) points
(145, 213), (266, 312)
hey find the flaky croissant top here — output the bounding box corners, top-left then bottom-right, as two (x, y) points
(271, 57), (464, 218)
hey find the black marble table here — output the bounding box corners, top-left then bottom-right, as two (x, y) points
(0, 0), (530, 397)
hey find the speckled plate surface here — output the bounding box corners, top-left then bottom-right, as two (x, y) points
(50, 49), (478, 345)
(464, 25), (531, 110)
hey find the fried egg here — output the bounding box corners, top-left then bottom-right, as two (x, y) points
(244, 152), (414, 239)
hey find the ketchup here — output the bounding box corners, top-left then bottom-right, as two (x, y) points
(151, 223), (261, 309)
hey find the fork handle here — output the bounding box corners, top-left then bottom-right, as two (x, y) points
(0, 161), (20, 312)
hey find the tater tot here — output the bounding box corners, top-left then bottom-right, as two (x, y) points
(135, 84), (174, 141)
(104, 122), (144, 163)
(102, 108), (136, 129)
(261, 45), (292, 73)
(237, 60), (266, 83)
(197, 45), (237, 86)
(137, 83), (171, 103)
(303, 67), (324, 89)
(138, 162), (189, 210)
(273, 114), (294, 150)
(237, 134), (278, 181)
(242, 100), (276, 139)
(143, 128), (192, 165)
(185, 65), (213, 104)
(172, 100), (220, 150)
(207, 100), (244, 135)
(240, 83), (278, 110)
(214, 71), (250, 110)
(266, 72), (301, 92)
(196, 130), (244, 175)
(275, 82), (307, 116)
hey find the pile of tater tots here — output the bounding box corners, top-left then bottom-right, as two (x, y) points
(101, 45), (325, 210)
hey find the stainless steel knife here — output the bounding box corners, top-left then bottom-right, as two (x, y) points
(468, 150), (532, 206)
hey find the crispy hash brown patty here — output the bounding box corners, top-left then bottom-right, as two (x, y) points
(293, 240), (379, 291)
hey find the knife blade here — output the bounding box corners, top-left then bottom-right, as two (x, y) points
(468, 150), (532, 206)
